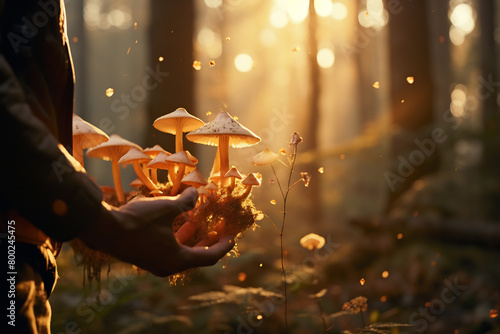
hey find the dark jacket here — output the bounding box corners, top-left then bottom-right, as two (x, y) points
(0, 0), (103, 242)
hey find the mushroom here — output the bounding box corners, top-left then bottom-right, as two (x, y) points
(241, 173), (262, 198)
(164, 151), (196, 195)
(153, 107), (204, 153)
(143, 145), (168, 183)
(87, 134), (141, 204)
(206, 181), (218, 196)
(181, 169), (208, 189)
(197, 186), (208, 204)
(186, 111), (261, 187)
(72, 115), (109, 167)
(252, 148), (279, 166)
(208, 172), (221, 186)
(147, 151), (175, 185)
(149, 189), (164, 197)
(224, 166), (243, 190)
(118, 147), (157, 191)
(130, 178), (144, 189)
(300, 233), (326, 251)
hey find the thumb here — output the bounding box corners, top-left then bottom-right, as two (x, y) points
(173, 187), (198, 214)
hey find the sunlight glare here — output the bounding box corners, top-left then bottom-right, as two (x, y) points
(234, 54), (254, 72)
(450, 4), (475, 34)
(331, 2), (348, 20)
(287, 0), (309, 24)
(317, 48), (335, 68)
(315, 0), (333, 17)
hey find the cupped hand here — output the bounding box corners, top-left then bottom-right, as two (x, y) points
(78, 187), (234, 277)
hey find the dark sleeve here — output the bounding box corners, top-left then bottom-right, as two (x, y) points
(0, 53), (104, 242)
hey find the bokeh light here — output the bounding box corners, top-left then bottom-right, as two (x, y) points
(331, 2), (348, 20)
(317, 48), (335, 68)
(234, 54), (254, 72)
(358, 0), (388, 29)
(204, 0), (222, 9)
(450, 84), (467, 117)
(270, 10), (289, 28)
(287, 0), (309, 24)
(449, 3), (476, 46)
(315, 0), (333, 17)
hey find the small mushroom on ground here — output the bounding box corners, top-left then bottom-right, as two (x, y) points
(87, 134), (141, 204)
(208, 171), (221, 186)
(153, 107), (204, 152)
(72, 115), (109, 167)
(147, 151), (174, 184)
(143, 145), (168, 183)
(130, 178), (144, 189)
(118, 147), (157, 191)
(206, 181), (218, 195)
(241, 173), (262, 198)
(164, 151), (196, 195)
(197, 186), (208, 204)
(181, 169), (208, 189)
(224, 166), (243, 190)
(186, 111), (261, 187)
(252, 148), (279, 166)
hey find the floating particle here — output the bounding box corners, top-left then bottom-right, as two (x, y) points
(439, 35), (445, 43)
(425, 301), (430, 307)
(413, 211), (419, 217)
(372, 81), (380, 89)
(382, 271), (389, 278)
(205, 246), (209, 250)
(126, 47), (131, 55)
(360, 278), (366, 285)
(256, 315), (263, 320)
(193, 61), (201, 70)
(430, 260), (436, 267)
(105, 88), (114, 97)
(270, 200), (276, 205)
(279, 148), (286, 155)
(238, 272), (247, 282)
(401, 99), (405, 103)
(234, 116), (239, 120)
(226, 36), (231, 41)
(318, 167), (324, 173)
(134, 22), (137, 29)
(135, 40), (138, 44)
(397, 233), (403, 240)
(159, 56), (164, 62)
(206, 111), (212, 116)
(72, 36), (78, 43)
(340, 154), (345, 160)
(292, 46), (301, 52)
(407, 76), (415, 84)
(381, 295), (387, 302)
(366, 11), (369, 16)
(259, 263), (263, 267)
(269, 179), (275, 185)
(490, 309), (498, 318)
(209, 60), (216, 67)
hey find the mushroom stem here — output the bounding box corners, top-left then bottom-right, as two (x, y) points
(219, 135), (229, 187)
(112, 160), (125, 204)
(132, 162), (158, 191)
(230, 177), (236, 189)
(211, 147), (220, 176)
(241, 185), (253, 199)
(151, 168), (158, 184)
(170, 164), (186, 195)
(175, 121), (183, 153)
(73, 146), (85, 167)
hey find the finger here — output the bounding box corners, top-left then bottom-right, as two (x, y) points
(182, 235), (234, 267)
(194, 231), (219, 247)
(174, 187), (198, 214)
(175, 221), (197, 245)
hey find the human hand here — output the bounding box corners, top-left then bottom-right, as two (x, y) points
(78, 187), (234, 276)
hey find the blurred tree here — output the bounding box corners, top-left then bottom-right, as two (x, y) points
(147, 0), (197, 154)
(385, 0), (438, 211)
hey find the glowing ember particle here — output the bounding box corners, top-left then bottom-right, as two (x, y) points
(430, 260), (436, 267)
(134, 22), (137, 29)
(382, 271), (389, 278)
(193, 61), (201, 70)
(135, 40), (138, 44)
(126, 47), (131, 55)
(259, 263), (263, 267)
(490, 309), (498, 318)
(439, 35), (445, 43)
(407, 76), (415, 84)
(234, 116), (239, 120)
(206, 111), (212, 116)
(72, 37), (78, 43)
(105, 88), (114, 97)
(270, 200), (276, 205)
(226, 36), (231, 41)
(292, 46), (301, 52)
(269, 179), (275, 185)
(372, 81), (380, 89)
(340, 154), (345, 160)
(413, 211), (419, 217)
(366, 11), (369, 16)
(397, 233), (403, 240)
(205, 246), (209, 250)
(425, 301), (430, 307)
(209, 60), (216, 67)
(381, 295), (387, 302)
(318, 167), (324, 173)
(256, 315), (263, 320)
(238, 272), (247, 282)
(360, 278), (366, 285)
(159, 56), (164, 62)
(401, 99), (405, 103)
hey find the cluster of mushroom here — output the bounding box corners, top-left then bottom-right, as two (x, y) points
(72, 108), (263, 208)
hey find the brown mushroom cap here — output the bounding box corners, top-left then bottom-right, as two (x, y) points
(164, 151), (196, 167)
(252, 148), (279, 166)
(143, 145), (168, 158)
(73, 114), (109, 149)
(147, 151), (173, 169)
(118, 147), (152, 165)
(242, 173), (262, 186)
(181, 169), (208, 188)
(153, 107), (204, 134)
(186, 111), (261, 148)
(130, 178), (144, 188)
(87, 134), (141, 161)
(224, 167), (243, 180)
(206, 181), (218, 191)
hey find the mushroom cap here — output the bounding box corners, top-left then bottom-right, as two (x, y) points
(186, 111), (261, 148)
(299, 233), (326, 251)
(164, 151), (196, 167)
(73, 115), (109, 149)
(143, 145), (168, 158)
(242, 173), (261, 186)
(118, 147), (152, 165)
(206, 181), (218, 191)
(184, 150), (199, 164)
(252, 148), (279, 166)
(87, 134), (141, 161)
(197, 186), (209, 196)
(208, 171), (221, 184)
(224, 166), (243, 179)
(153, 107), (204, 134)
(130, 178), (144, 188)
(181, 169), (208, 187)
(147, 151), (173, 169)
(149, 189), (164, 196)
